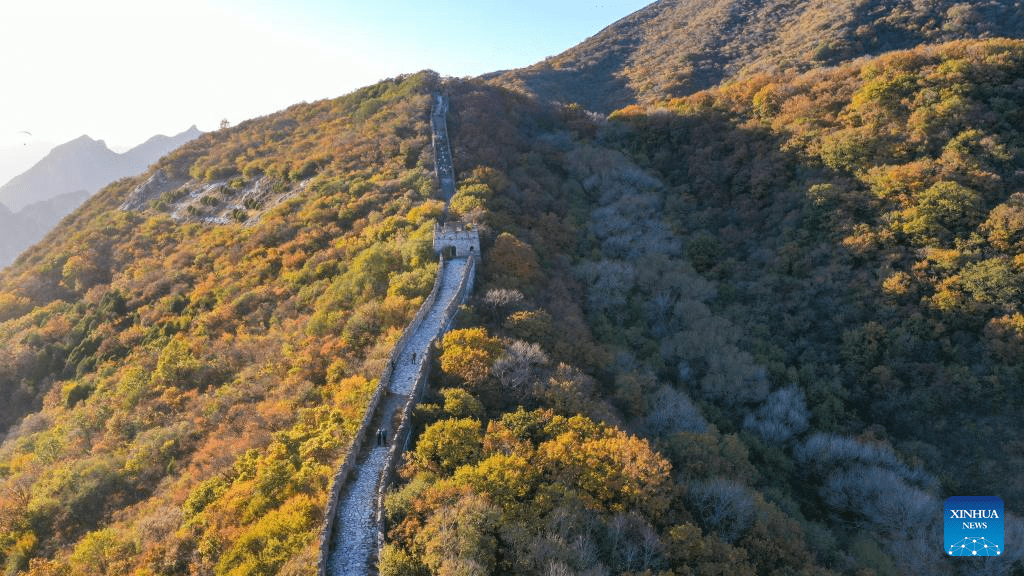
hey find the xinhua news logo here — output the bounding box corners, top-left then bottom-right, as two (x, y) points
(945, 496), (1004, 557)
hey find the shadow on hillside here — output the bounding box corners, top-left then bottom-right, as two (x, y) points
(484, 50), (636, 115)
(616, 101), (1024, 514)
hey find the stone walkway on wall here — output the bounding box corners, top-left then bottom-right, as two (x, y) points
(327, 257), (469, 576)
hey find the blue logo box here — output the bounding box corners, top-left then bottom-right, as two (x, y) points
(945, 496), (1004, 557)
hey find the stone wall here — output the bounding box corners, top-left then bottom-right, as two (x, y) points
(319, 91), (475, 576)
(374, 256), (476, 552)
(434, 221), (480, 260)
(431, 94), (456, 201)
(316, 256), (448, 576)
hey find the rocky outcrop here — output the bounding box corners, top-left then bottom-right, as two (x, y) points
(119, 169), (184, 211)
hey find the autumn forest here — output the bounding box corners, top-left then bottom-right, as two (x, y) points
(2, 1), (1024, 575)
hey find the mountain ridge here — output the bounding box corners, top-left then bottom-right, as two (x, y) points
(0, 125), (202, 269)
(489, 0), (1024, 113)
(0, 125), (201, 211)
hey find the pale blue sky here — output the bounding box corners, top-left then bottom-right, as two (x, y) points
(0, 0), (651, 181)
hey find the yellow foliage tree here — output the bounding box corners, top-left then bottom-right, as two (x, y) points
(413, 489), (500, 576)
(538, 424), (672, 517)
(485, 233), (541, 289)
(439, 328), (502, 389)
(411, 418), (484, 475)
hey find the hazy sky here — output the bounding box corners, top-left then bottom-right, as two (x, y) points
(0, 0), (651, 181)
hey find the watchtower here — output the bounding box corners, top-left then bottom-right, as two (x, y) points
(433, 221), (480, 260)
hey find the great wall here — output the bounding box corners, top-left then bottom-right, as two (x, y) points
(320, 93), (479, 576)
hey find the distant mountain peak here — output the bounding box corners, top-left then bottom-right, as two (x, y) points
(57, 134), (105, 149)
(0, 126), (201, 211)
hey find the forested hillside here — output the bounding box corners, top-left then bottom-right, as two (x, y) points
(2, 3), (1024, 576)
(610, 38), (1024, 507)
(376, 40), (1024, 575)
(0, 72), (449, 575)
(491, 0), (1024, 112)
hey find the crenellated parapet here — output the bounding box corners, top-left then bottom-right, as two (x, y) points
(433, 221), (480, 261)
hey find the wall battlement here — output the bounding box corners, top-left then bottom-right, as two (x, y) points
(433, 221), (480, 260)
